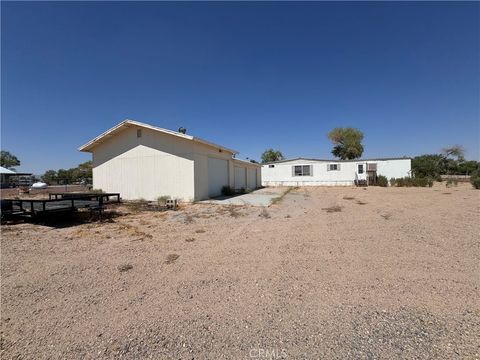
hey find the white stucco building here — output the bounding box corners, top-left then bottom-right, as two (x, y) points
(79, 119), (261, 201)
(262, 157), (411, 186)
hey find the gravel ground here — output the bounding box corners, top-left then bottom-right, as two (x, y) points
(1, 183), (479, 359)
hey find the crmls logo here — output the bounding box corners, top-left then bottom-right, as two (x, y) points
(249, 347), (288, 358)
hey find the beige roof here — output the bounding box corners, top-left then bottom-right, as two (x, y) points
(78, 119), (238, 154)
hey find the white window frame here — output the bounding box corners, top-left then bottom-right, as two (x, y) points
(358, 164), (364, 174)
(292, 165), (312, 177)
(327, 163), (340, 171)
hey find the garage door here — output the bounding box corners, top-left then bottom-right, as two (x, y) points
(208, 157), (229, 197)
(247, 168), (257, 189)
(234, 166), (246, 190)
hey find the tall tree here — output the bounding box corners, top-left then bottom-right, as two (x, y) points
(261, 149), (285, 164)
(41, 170), (58, 185)
(442, 145), (465, 162)
(0, 150), (20, 170)
(411, 154), (445, 178)
(327, 128), (364, 160)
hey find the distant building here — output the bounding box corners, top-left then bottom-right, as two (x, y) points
(0, 166), (33, 188)
(79, 119), (261, 201)
(262, 157), (411, 186)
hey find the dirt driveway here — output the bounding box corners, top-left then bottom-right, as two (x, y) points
(1, 184), (479, 359)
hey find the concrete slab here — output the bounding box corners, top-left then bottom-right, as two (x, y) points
(199, 187), (286, 207)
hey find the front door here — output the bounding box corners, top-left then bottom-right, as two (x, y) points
(367, 171), (377, 185)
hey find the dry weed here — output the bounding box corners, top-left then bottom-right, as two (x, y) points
(117, 264), (133, 272)
(165, 254), (180, 264)
(322, 205), (343, 213)
(117, 222), (153, 239)
(259, 208), (271, 218)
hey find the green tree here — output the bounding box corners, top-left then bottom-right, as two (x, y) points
(457, 160), (480, 175)
(56, 169), (73, 184)
(327, 127), (364, 160)
(261, 149), (285, 164)
(77, 160), (92, 182)
(0, 150), (20, 170)
(41, 170), (58, 185)
(411, 154), (445, 178)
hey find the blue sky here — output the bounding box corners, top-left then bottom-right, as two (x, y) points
(2, 1), (479, 174)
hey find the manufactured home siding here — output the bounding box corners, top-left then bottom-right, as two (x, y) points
(262, 158), (411, 186)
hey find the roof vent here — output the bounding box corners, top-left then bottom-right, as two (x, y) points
(178, 127), (187, 134)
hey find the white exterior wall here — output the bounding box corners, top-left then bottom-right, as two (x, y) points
(192, 142), (238, 201)
(90, 124), (262, 201)
(262, 159), (411, 186)
(375, 159), (412, 180)
(92, 126), (196, 201)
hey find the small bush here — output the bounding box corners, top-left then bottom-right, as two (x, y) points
(377, 175), (388, 187)
(221, 185), (235, 196)
(445, 179), (458, 188)
(157, 195), (170, 206)
(390, 177), (433, 187)
(470, 172), (480, 189)
(471, 176), (480, 189)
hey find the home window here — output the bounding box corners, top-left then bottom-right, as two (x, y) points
(328, 164), (340, 171)
(137, 129), (142, 138)
(358, 164), (364, 174)
(269, 165), (275, 168)
(293, 165), (311, 176)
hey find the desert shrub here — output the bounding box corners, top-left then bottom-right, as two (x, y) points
(445, 178), (458, 187)
(471, 177), (480, 189)
(390, 177), (433, 187)
(221, 185), (235, 196)
(157, 195), (170, 206)
(471, 171), (480, 189)
(377, 175), (388, 187)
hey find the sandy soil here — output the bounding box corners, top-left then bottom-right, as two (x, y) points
(1, 183), (479, 359)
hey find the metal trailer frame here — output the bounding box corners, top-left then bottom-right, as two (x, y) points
(1, 193), (121, 220)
